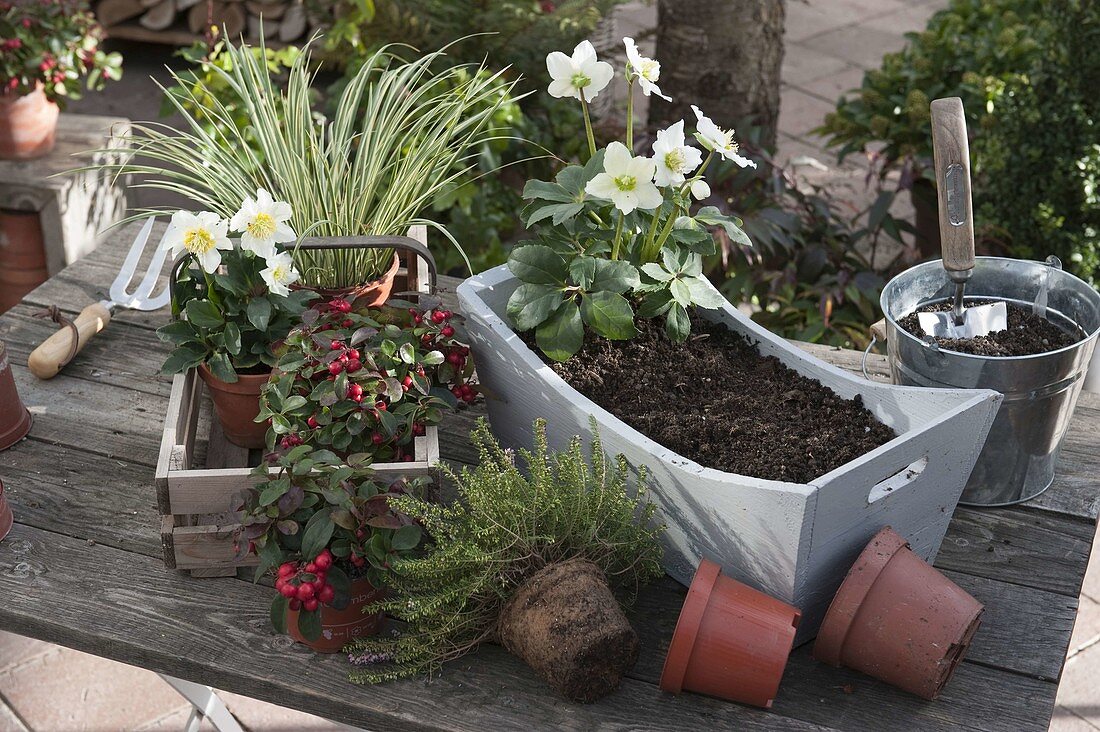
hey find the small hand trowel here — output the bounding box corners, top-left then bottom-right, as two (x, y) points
(916, 97), (1008, 340)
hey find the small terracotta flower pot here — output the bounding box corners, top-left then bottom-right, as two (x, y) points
(286, 577), (387, 653)
(660, 558), (800, 709)
(0, 479), (13, 543)
(0, 209), (49, 312)
(813, 526), (984, 700)
(0, 341), (32, 451)
(0, 86), (60, 160)
(197, 364), (271, 449)
(292, 253), (400, 307)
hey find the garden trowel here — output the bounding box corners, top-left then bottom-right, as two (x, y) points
(917, 97), (1007, 340)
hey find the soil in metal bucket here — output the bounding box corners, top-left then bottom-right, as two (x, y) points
(528, 317), (896, 483)
(899, 301), (1081, 357)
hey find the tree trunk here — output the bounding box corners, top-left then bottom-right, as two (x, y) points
(650, 0), (785, 150)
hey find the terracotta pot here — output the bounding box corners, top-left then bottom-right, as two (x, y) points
(197, 364), (271, 449)
(910, 179), (941, 260)
(292, 253), (400, 307)
(813, 526), (984, 700)
(497, 558), (638, 703)
(0, 210), (49, 313)
(0, 86), (60, 160)
(0, 478), (13, 543)
(286, 577), (386, 653)
(0, 341), (32, 451)
(660, 558), (800, 709)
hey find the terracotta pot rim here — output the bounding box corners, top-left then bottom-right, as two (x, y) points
(814, 526), (909, 666)
(197, 363), (273, 395)
(294, 252), (401, 300)
(659, 557), (722, 694)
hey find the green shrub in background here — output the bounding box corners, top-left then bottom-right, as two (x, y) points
(817, 0), (1099, 283)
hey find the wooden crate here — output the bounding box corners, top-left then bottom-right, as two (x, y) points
(154, 229), (440, 576)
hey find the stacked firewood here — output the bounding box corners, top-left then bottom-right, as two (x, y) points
(95, 0), (315, 43)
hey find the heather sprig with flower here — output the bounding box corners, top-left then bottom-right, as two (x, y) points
(157, 190), (314, 382)
(506, 38), (754, 360)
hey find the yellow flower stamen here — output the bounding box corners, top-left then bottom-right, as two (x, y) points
(571, 72), (591, 89)
(183, 228), (216, 254)
(665, 149), (686, 172)
(640, 60), (659, 81)
(613, 174), (637, 191)
(247, 212), (276, 240)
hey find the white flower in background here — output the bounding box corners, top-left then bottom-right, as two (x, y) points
(623, 37), (670, 101)
(162, 210), (233, 274)
(651, 120), (702, 187)
(230, 188), (295, 259)
(260, 251), (300, 297)
(546, 40), (614, 101)
(692, 105), (757, 168)
(691, 179), (712, 200)
(585, 141), (663, 214)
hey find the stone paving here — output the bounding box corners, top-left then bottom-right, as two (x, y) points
(2, 0), (1097, 728)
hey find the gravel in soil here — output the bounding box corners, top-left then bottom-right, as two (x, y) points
(898, 301), (1081, 357)
(534, 317), (896, 483)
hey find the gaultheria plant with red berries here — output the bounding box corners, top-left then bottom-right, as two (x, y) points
(235, 445), (426, 642)
(0, 0), (122, 103)
(257, 296), (475, 460)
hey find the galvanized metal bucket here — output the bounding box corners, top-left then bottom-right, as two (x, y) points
(878, 256), (1100, 506)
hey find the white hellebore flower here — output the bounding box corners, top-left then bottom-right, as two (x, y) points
(651, 120), (703, 187)
(585, 141), (663, 214)
(546, 40), (614, 101)
(692, 105), (757, 169)
(260, 251), (300, 297)
(230, 187), (295, 259)
(163, 210), (233, 274)
(691, 179), (712, 200)
(623, 37), (670, 101)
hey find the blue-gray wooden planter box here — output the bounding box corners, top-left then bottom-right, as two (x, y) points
(457, 265), (1003, 641)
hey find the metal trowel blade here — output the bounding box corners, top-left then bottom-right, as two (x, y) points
(917, 301), (1008, 339)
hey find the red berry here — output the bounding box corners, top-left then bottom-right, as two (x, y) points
(430, 310), (446, 324)
(413, 423), (425, 436)
(421, 334), (434, 345)
(375, 401), (387, 411)
(328, 361), (344, 375)
(288, 598), (302, 611)
(447, 352), (464, 366)
(408, 307), (418, 315)
(347, 349), (360, 361)
(342, 319), (354, 328)
(441, 325), (455, 338)
(315, 551), (333, 570)
(279, 582), (297, 598)
(413, 314), (423, 325)
(347, 383), (363, 401)
(451, 386), (463, 398)
(403, 454), (414, 462)
(296, 582), (315, 601)
(346, 359), (362, 373)
(278, 562), (296, 578)
(312, 577), (325, 591)
(371, 432), (384, 446)
(303, 598), (319, 612)
(402, 375), (413, 390)
(305, 562), (317, 573)
(307, 416), (319, 429)
(329, 299), (352, 313)
(330, 341), (345, 351)
(318, 585), (335, 604)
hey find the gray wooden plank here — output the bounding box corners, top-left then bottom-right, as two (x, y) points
(0, 522), (833, 732)
(936, 507), (1096, 597)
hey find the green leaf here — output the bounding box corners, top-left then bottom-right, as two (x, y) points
(507, 245), (568, 285)
(695, 206), (752, 248)
(666, 302), (691, 342)
(259, 478), (290, 506)
(223, 322), (242, 356)
(299, 508), (334, 561)
(160, 343), (208, 375)
(296, 608), (322, 641)
(522, 179), (574, 203)
(208, 352), (237, 383)
(157, 320), (201, 345)
(535, 301), (584, 362)
(685, 276), (727, 309)
(247, 297), (273, 331)
(526, 202), (584, 227)
(670, 278), (693, 307)
(256, 538), (283, 582)
(590, 259), (640, 293)
(580, 291), (638, 340)
(506, 283), (564, 332)
(185, 299), (224, 329)
(640, 263), (674, 282)
(270, 595), (288, 634)
(569, 256), (599, 290)
(391, 524), (421, 551)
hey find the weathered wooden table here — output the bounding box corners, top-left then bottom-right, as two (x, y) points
(0, 223), (1097, 731)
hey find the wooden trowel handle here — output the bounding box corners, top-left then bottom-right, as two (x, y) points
(27, 303), (112, 379)
(930, 97), (975, 275)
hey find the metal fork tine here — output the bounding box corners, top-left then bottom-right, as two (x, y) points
(109, 218), (156, 304)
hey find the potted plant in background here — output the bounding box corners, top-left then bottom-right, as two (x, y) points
(258, 294), (476, 459)
(157, 190), (314, 448)
(457, 37), (1002, 639)
(236, 445), (426, 653)
(0, 0), (122, 159)
(103, 38), (517, 298)
(347, 418), (664, 703)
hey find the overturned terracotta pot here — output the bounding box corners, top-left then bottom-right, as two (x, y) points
(197, 364), (270, 449)
(661, 557), (800, 708)
(498, 558), (638, 703)
(814, 526), (983, 700)
(0, 86), (59, 160)
(0, 341), (32, 450)
(0, 478), (13, 543)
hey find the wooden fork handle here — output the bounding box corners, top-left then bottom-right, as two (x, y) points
(28, 303), (112, 380)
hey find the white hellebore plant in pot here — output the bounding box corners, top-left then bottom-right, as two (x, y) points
(505, 37), (753, 361)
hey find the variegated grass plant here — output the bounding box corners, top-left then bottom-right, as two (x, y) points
(99, 39), (520, 289)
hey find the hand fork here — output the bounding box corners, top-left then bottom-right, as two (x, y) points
(28, 218), (171, 379)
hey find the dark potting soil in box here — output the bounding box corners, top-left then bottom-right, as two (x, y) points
(898, 301), (1081, 357)
(532, 318), (896, 483)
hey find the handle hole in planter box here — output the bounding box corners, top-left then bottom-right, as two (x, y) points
(868, 457), (929, 504)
